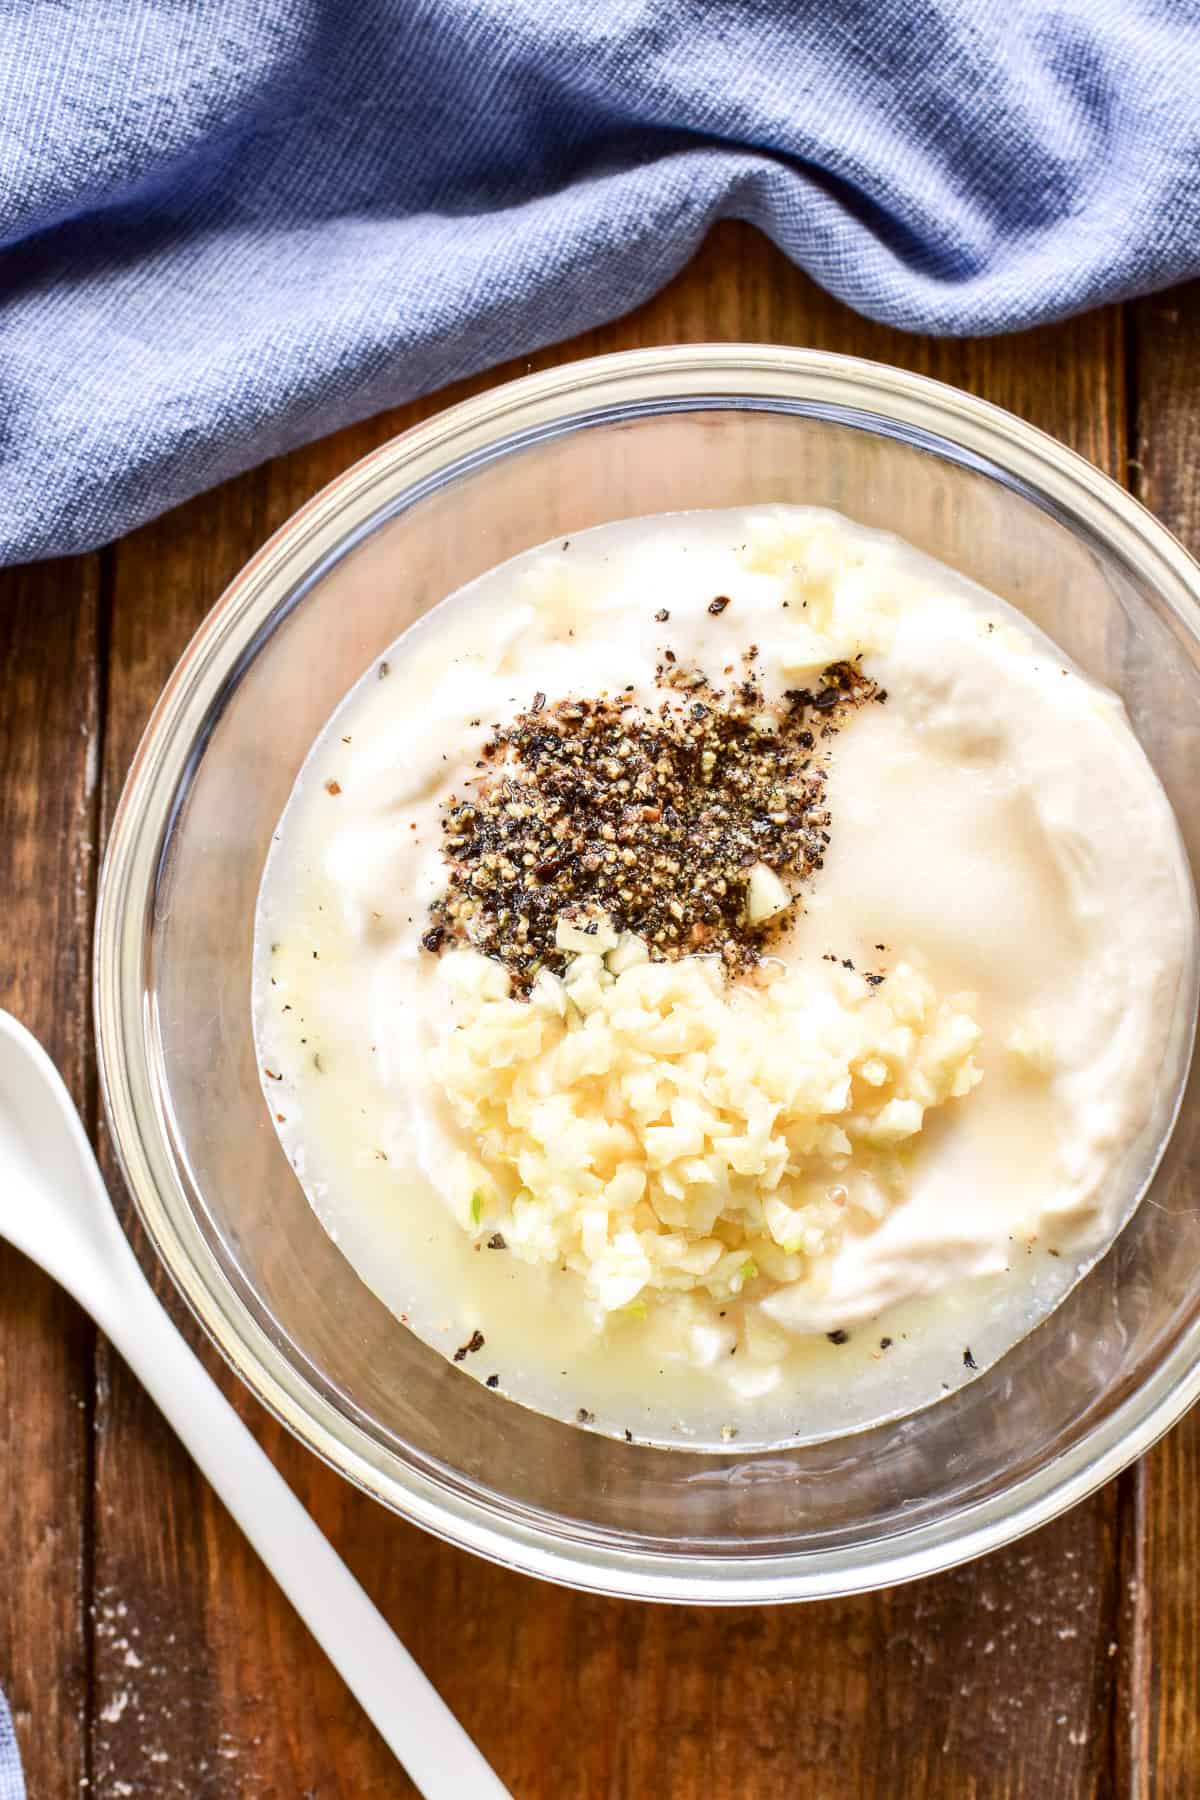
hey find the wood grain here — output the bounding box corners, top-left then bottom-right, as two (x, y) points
(1124, 279), (1200, 1800)
(82, 222), (1138, 1799)
(0, 554), (102, 1798)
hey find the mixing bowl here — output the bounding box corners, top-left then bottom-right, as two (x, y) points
(96, 346), (1200, 1603)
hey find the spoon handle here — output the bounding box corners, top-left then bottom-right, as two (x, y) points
(94, 1239), (511, 1799)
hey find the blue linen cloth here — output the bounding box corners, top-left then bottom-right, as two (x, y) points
(0, 0), (1197, 563)
(3, 0), (1200, 566)
(0, 1685), (23, 1800)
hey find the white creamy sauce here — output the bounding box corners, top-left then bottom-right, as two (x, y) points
(253, 508), (1197, 1448)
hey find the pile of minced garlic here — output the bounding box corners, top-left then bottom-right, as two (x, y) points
(433, 921), (982, 1317)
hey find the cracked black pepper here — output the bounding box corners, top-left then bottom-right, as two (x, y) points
(423, 654), (881, 991)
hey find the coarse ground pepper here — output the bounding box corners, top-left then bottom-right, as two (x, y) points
(423, 653), (881, 993)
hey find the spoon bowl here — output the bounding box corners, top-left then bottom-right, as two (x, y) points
(0, 1011), (135, 1328)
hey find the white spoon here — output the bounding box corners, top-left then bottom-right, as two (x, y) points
(0, 1009), (510, 1800)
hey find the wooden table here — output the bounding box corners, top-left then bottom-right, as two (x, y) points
(2, 223), (1197, 1798)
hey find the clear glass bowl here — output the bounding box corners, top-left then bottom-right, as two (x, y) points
(96, 346), (1200, 1604)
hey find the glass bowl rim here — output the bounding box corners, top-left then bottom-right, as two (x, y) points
(95, 343), (1200, 1604)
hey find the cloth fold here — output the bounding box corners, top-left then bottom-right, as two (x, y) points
(1, 0), (1199, 565)
(0, 1685), (24, 1800)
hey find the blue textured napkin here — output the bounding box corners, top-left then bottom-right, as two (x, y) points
(0, 0), (1198, 563)
(0, 1686), (23, 1800)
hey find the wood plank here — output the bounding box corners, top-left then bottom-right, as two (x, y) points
(1123, 279), (1200, 1800)
(97, 221), (1128, 1796)
(0, 553), (101, 1799)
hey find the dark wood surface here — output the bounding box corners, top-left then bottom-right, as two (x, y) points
(0, 222), (1195, 1797)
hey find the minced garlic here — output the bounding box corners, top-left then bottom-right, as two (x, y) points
(432, 944), (983, 1317)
